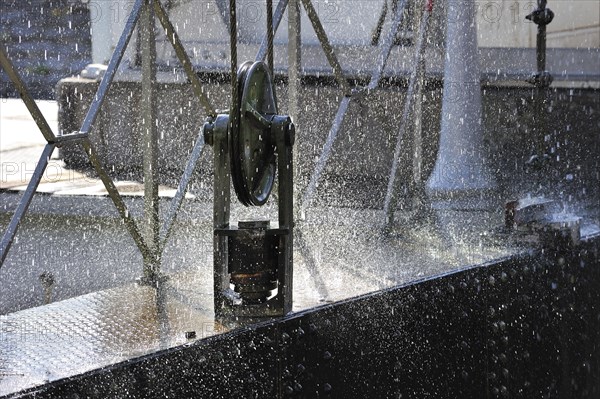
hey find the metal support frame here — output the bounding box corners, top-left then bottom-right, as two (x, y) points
(524, 0), (554, 182)
(383, 0), (432, 226)
(140, 0), (161, 281)
(257, 0), (290, 63)
(299, 0), (416, 215)
(0, 0), (219, 281)
(300, 0), (351, 96)
(208, 113), (295, 317)
(2, 0), (427, 299)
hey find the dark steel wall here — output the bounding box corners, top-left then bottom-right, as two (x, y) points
(12, 235), (600, 399)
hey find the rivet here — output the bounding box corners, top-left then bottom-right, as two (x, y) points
(502, 368), (509, 378)
(294, 382), (303, 392)
(323, 351), (332, 360)
(461, 370), (469, 381)
(489, 276), (496, 286)
(498, 321), (506, 331)
(281, 332), (291, 344)
(500, 385), (508, 397)
(297, 364), (306, 374)
(501, 335), (509, 345)
(500, 272), (508, 282)
(323, 383), (332, 393)
(296, 327), (305, 338)
(499, 353), (507, 364)
(308, 323), (318, 333)
(284, 385), (294, 395)
(491, 387), (500, 397)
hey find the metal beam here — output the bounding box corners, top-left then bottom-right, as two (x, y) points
(141, 0), (161, 281)
(82, 139), (150, 261)
(367, 0), (409, 90)
(300, 0), (351, 95)
(153, 0), (216, 118)
(0, 48), (56, 143)
(0, 144), (55, 267)
(300, 96), (351, 212)
(78, 0), (144, 136)
(160, 133), (205, 251)
(383, 2), (432, 224)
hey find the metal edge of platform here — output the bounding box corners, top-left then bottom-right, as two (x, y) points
(7, 232), (600, 398)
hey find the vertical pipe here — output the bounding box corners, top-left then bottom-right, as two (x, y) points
(229, 0), (238, 111)
(537, 23), (546, 73)
(425, 0), (497, 210)
(288, 0), (301, 203)
(140, 0), (160, 281)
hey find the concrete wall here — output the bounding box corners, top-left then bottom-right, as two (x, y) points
(475, 0), (600, 48)
(89, 0), (599, 68)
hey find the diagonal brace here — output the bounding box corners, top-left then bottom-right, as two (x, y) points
(300, 0), (351, 95)
(153, 0), (216, 118)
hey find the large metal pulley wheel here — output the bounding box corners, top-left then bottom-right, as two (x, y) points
(230, 61), (278, 207)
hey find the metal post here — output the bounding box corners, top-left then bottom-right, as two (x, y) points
(0, 145), (55, 266)
(288, 0), (301, 201)
(211, 117), (231, 313)
(524, 0), (554, 178)
(383, 0), (431, 226)
(425, 0), (497, 210)
(140, 0), (160, 282)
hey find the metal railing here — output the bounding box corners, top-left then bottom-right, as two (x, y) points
(1, 0), (431, 285)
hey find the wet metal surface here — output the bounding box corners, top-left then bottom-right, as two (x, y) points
(0, 274), (217, 396)
(2, 233), (598, 398)
(0, 203), (521, 397)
